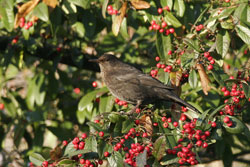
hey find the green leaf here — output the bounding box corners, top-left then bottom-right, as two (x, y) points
(234, 3), (247, 21)
(107, 151), (124, 167)
(99, 96), (114, 114)
(216, 30), (231, 58)
(120, 17), (129, 39)
(242, 83), (250, 98)
(183, 38), (200, 52)
(67, 0), (90, 9)
(208, 104), (227, 120)
(14, 123), (26, 148)
(174, 0), (185, 17)
(136, 150), (147, 167)
(84, 136), (98, 153)
(0, 0), (14, 32)
(22, 28), (30, 40)
(156, 32), (172, 60)
(152, 136), (166, 161)
(102, 0), (109, 18)
(78, 91), (98, 111)
(210, 64), (227, 86)
(236, 24), (250, 45)
(87, 122), (102, 132)
(160, 0), (173, 10)
(160, 157), (179, 165)
(221, 115), (245, 134)
(76, 110), (86, 124)
(188, 69), (198, 88)
(108, 113), (121, 123)
(29, 153), (45, 166)
(2, 97), (17, 117)
(164, 12), (182, 28)
(58, 159), (76, 165)
(33, 2), (49, 22)
(72, 22), (85, 37)
(35, 74), (46, 106)
(122, 119), (134, 133)
(98, 140), (112, 159)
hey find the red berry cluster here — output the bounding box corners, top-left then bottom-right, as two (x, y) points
(203, 52), (214, 70)
(223, 116), (233, 127)
(115, 98), (128, 107)
(107, 5), (118, 15)
(151, 56), (174, 77)
(160, 114), (216, 165)
(149, 20), (175, 36)
(195, 24), (204, 32)
(220, 82), (246, 116)
(19, 17), (33, 30)
(72, 136), (86, 150)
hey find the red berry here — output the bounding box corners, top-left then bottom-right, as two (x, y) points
(135, 108), (141, 113)
(202, 142), (208, 148)
(227, 121), (233, 127)
(198, 24), (204, 30)
(153, 122), (158, 126)
(161, 116), (167, 122)
(155, 56), (160, 61)
(157, 8), (163, 14)
(42, 161), (49, 167)
(204, 131), (210, 137)
(173, 122), (178, 127)
(27, 21), (33, 27)
(24, 24), (29, 30)
(19, 21), (25, 28)
(99, 131), (104, 137)
(82, 133), (87, 139)
(207, 64), (213, 70)
(211, 122), (217, 127)
(20, 17), (25, 23)
(224, 90), (230, 96)
(62, 140), (68, 146)
(224, 0), (230, 2)
(107, 5), (113, 10)
(168, 50), (172, 55)
(98, 160), (103, 165)
(163, 122), (169, 128)
(195, 26), (201, 32)
(104, 151), (110, 157)
(74, 88), (80, 94)
(72, 137), (79, 144)
(204, 52), (210, 58)
(163, 6), (170, 11)
(224, 116), (230, 123)
(159, 28), (164, 33)
(165, 29), (170, 36)
(169, 28), (175, 33)
(135, 120), (140, 125)
(210, 59), (215, 64)
(92, 81), (97, 87)
(80, 159), (85, 164)
(142, 132), (148, 137)
(196, 140), (202, 147)
(156, 63), (161, 68)
(161, 21), (167, 28)
(221, 86), (227, 92)
(12, 38), (18, 44)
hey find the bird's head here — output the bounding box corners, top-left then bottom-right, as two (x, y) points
(89, 54), (119, 70)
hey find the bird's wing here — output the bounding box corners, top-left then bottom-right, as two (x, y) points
(116, 73), (174, 90)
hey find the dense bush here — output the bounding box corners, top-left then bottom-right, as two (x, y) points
(0, 0), (250, 166)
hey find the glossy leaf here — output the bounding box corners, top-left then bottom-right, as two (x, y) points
(29, 153), (45, 166)
(122, 119), (134, 133)
(107, 151), (124, 167)
(236, 24), (250, 45)
(216, 30), (231, 58)
(33, 2), (49, 22)
(160, 157), (179, 165)
(112, 2), (127, 36)
(164, 11), (182, 28)
(188, 69), (198, 88)
(102, 0), (109, 18)
(72, 22), (85, 37)
(152, 136), (166, 161)
(156, 32), (172, 60)
(174, 0), (185, 17)
(0, 0), (14, 31)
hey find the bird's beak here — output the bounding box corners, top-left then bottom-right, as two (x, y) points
(89, 59), (99, 63)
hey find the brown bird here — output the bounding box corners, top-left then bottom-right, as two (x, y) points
(89, 54), (199, 113)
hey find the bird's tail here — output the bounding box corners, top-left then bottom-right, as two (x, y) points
(159, 90), (200, 113)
